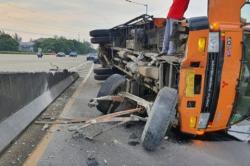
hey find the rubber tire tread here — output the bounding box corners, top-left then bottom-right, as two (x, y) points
(91, 37), (111, 44)
(141, 87), (178, 151)
(96, 74), (126, 114)
(90, 29), (110, 37)
(94, 68), (114, 75)
(94, 74), (111, 81)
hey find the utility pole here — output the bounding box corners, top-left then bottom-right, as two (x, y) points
(125, 0), (148, 15)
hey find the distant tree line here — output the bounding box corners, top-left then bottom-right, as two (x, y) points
(0, 31), (96, 54)
(0, 31), (19, 51)
(34, 37), (96, 54)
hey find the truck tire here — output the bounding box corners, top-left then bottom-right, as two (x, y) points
(141, 87), (178, 151)
(94, 74), (111, 81)
(91, 37), (111, 44)
(96, 74), (126, 114)
(94, 68), (114, 75)
(90, 29), (110, 37)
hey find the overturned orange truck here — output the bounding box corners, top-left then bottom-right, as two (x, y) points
(89, 0), (250, 150)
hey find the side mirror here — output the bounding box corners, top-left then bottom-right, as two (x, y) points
(241, 3), (250, 24)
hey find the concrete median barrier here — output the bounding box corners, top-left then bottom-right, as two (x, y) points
(0, 71), (79, 153)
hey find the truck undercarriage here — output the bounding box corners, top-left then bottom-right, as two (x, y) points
(90, 8), (250, 150)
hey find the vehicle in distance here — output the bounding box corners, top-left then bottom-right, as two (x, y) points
(86, 53), (99, 63)
(37, 48), (43, 58)
(69, 51), (78, 57)
(56, 52), (66, 57)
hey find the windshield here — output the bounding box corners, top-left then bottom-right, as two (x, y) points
(231, 33), (250, 124)
(241, 3), (250, 24)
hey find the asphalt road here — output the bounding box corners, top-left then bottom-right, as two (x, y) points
(22, 65), (250, 166)
(0, 54), (86, 72)
(0, 55), (92, 166)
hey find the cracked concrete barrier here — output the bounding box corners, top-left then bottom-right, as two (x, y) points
(0, 71), (78, 153)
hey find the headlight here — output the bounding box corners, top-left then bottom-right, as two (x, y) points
(198, 113), (210, 129)
(208, 32), (219, 53)
(198, 38), (206, 52)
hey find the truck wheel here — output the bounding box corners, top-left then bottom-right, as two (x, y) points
(91, 37), (111, 44)
(96, 74), (126, 114)
(94, 74), (111, 81)
(90, 29), (110, 37)
(141, 87), (178, 151)
(94, 68), (114, 75)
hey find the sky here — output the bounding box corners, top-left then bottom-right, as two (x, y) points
(0, 0), (207, 42)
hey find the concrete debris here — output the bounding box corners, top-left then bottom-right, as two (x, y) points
(68, 125), (80, 132)
(164, 136), (169, 140)
(104, 159), (108, 165)
(113, 139), (120, 145)
(41, 124), (49, 131)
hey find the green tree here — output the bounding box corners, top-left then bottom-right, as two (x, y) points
(13, 33), (22, 43)
(0, 32), (19, 51)
(34, 36), (95, 54)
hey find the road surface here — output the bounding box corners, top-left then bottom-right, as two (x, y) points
(20, 65), (250, 166)
(0, 54), (85, 72)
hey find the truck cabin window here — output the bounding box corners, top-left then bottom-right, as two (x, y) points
(241, 3), (250, 24)
(232, 34), (250, 124)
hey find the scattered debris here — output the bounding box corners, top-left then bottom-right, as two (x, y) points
(87, 151), (99, 166)
(164, 136), (169, 140)
(113, 139), (119, 145)
(86, 157), (99, 166)
(78, 108), (142, 130)
(41, 124), (49, 131)
(68, 125), (80, 132)
(104, 159), (108, 165)
(37, 109), (145, 141)
(72, 131), (85, 139)
(85, 120), (131, 141)
(36, 117), (88, 125)
(128, 139), (140, 146)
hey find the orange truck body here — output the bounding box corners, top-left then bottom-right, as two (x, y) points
(178, 0), (246, 135)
